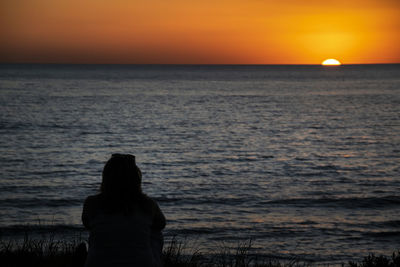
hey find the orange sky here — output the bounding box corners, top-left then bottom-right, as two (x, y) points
(1, 0), (399, 64)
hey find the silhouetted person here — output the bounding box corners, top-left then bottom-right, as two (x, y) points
(82, 154), (166, 267)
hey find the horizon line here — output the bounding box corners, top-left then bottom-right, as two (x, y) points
(1, 62), (399, 66)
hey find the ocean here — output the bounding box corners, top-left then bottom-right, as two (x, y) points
(0, 64), (399, 265)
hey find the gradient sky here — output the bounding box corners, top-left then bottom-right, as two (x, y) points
(1, 0), (399, 64)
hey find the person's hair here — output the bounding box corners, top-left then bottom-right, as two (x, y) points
(100, 154), (148, 214)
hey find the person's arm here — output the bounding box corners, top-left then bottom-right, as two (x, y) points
(151, 199), (166, 231)
(150, 200), (165, 265)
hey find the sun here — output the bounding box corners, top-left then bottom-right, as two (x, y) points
(322, 59), (341, 66)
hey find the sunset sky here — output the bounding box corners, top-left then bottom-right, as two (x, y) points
(1, 0), (399, 64)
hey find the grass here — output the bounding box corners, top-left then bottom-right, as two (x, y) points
(348, 252), (400, 267)
(162, 237), (310, 267)
(0, 233), (399, 267)
(0, 232), (83, 267)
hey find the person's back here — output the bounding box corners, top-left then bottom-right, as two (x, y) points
(82, 154), (166, 267)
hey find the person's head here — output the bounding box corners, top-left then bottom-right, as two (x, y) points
(100, 154), (143, 212)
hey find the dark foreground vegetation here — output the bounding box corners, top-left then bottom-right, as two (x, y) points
(0, 234), (399, 267)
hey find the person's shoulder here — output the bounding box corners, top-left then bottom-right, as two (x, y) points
(142, 195), (166, 229)
(138, 194), (162, 213)
(138, 194), (151, 206)
(141, 194), (159, 207)
(85, 193), (101, 201)
(84, 194), (103, 207)
(82, 194), (104, 228)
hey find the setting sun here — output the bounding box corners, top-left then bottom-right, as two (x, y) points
(322, 59), (342, 66)
(0, 0), (399, 64)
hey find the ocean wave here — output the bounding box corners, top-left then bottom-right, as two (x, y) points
(155, 195), (255, 206)
(2, 194), (399, 211)
(0, 224), (85, 238)
(156, 195), (400, 209)
(0, 185), (54, 193)
(0, 197), (82, 208)
(265, 195), (400, 208)
(364, 231), (400, 237)
(0, 121), (34, 131)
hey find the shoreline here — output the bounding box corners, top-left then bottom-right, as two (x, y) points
(1, 231), (398, 267)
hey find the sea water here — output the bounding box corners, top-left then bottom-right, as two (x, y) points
(0, 64), (399, 264)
